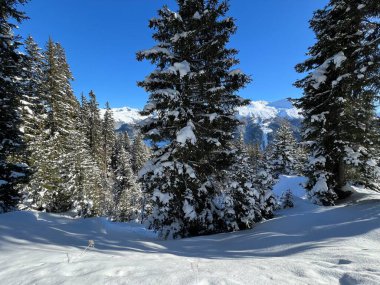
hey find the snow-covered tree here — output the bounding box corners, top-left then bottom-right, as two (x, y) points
(137, 0), (259, 238)
(18, 36), (48, 209)
(222, 135), (274, 231)
(267, 122), (301, 178)
(0, 0), (29, 212)
(112, 134), (141, 221)
(294, 0), (380, 205)
(132, 131), (150, 174)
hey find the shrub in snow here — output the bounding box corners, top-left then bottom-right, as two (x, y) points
(294, 0), (380, 205)
(280, 190), (294, 209)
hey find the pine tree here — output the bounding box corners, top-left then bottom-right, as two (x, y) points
(70, 109), (104, 217)
(132, 131), (150, 174)
(112, 134), (141, 221)
(137, 0), (253, 238)
(28, 39), (81, 212)
(121, 132), (132, 153)
(294, 0), (380, 205)
(222, 134), (273, 231)
(0, 0), (29, 212)
(101, 102), (116, 214)
(18, 36), (48, 209)
(87, 91), (103, 162)
(267, 121), (301, 179)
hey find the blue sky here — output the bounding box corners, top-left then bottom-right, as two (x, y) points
(18, 0), (328, 109)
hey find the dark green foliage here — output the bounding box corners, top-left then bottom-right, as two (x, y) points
(0, 0), (29, 212)
(137, 0), (264, 238)
(294, 0), (380, 205)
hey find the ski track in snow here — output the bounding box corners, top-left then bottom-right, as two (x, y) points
(0, 176), (380, 284)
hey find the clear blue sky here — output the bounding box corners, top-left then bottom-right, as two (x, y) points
(17, 0), (328, 109)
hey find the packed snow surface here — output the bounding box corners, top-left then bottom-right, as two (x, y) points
(1, 176), (379, 284)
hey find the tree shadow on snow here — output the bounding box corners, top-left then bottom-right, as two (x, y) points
(0, 194), (379, 260)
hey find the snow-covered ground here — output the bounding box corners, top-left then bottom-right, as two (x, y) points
(1, 176), (379, 284)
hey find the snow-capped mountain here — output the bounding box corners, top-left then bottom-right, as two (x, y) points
(100, 107), (148, 130)
(103, 99), (302, 147)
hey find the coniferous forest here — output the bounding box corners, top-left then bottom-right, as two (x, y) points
(0, 0), (380, 284)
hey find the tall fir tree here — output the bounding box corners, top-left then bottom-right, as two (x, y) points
(101, 102), (116, 214)
(0, 0), (29, 212)
(136, 0), (268, 238)
(294, 0), (380, 205)
(28, 39), (81, 212)
(18, 36), (48, 209)
(267, 121), (301, 179)
(132, 131), (150, 174)
(112, 134), (141, 221)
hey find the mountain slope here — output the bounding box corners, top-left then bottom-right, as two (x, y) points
(104, 99), (302, 146)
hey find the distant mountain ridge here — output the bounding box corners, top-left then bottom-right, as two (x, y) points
(102, 99), (303, 147)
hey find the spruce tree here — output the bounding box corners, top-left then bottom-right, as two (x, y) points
(18, 36), (47, 209)
(132, 131), (150, 174)
(101, 102), (116, 213)
(137, 0), (254, 238)
(112, 134), (141, 221)
(267, 121), (300, 179)
(29, 39), (81, 212)
(0, 0), (29, 212)
(295, 0), (380, 205)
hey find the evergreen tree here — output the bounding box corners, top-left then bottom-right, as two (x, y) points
(137, 0), (257, 238)
(267, 121), (301, 179)
(70, 109), (104, 217)
(18, 36), (47, 209)
(101, 102), (116, 213)
(112, 134), (141, 221)
(132, 131), (150, 174)
(121, 131), (132, 153)
(294, 0), (380, 205)
(222, 134), (274, 231)
(27, 39), (81, 212)
(0, 0), (29, 212)
(87, 91), (103, 162)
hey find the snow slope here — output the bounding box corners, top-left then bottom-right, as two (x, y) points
(1, 177), (379, 284)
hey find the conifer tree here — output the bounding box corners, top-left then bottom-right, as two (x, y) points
(267, 122), (301, 179)
(112, 134), (141, 221)
(28, 39), (81, 212)
(132, 131), (150, 174)
(0, 0), (29, 212)
(87, 91), (103, 162)
(18, 36), (47, 209)
(137, 0), (256, 238)
(70, 109), (104, 217)
(294, 0), (380, 205)
(101, 102), (116, 213)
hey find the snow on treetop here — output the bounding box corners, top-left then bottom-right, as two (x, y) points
(169, 61), (191, 78)
(193, 11), (201, 20)
(176, 121), (197, 146)
(140, 46), (172, 57)
(229, 69), (243, 76)
(171, 31), (191, 43)
(310, 51), (347, 89)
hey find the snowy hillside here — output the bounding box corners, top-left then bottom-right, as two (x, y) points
(100, 107), (147, 130)
(1, 177), (379, 285)
(238, 99), (302, 121)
